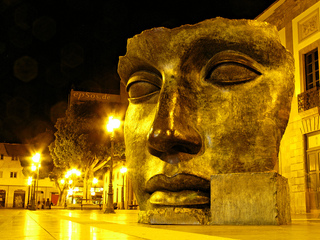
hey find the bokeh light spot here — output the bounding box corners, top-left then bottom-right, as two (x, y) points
(32, 16), (57, 41)
(14, 56), (38, 82)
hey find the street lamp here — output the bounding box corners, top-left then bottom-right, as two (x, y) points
(104, 116), (121, 214)
(29, 153), (41, 210)
(120, 166), (127, 209)
(93, 177), (98, 185)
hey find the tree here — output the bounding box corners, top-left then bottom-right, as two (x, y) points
(48, 165), (68, 206)
(49, 100), (125, 205)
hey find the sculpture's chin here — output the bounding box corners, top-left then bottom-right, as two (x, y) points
(149, 190), (210, 206)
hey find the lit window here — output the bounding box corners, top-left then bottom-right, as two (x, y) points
(305, 49), (319, 90)
(10, 172), (17, 178)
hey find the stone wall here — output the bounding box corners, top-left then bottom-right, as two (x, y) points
(279, 97), (306, 213)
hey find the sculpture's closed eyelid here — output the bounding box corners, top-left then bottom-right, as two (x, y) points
(126, 71), (162, 90)
(202, 50), (263, 85)
(126, 71), (162, 101)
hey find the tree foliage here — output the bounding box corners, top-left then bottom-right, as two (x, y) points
(49, 100), (125, 203)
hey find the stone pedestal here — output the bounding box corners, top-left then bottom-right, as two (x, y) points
(138, 208), (211, 225)
(210, 172), (291, 225)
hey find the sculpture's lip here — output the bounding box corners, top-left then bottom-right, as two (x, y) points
(149, 190), (210, 206)
(145, 173), (210, 193)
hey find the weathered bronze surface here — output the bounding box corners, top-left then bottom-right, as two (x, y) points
(118, 17), (294, 221)
(211, 172), (291, 225)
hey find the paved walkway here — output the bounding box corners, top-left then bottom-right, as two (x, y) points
(0, 208), (319, 240)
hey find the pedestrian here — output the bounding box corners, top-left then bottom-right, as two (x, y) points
(46, 198), (51, 209)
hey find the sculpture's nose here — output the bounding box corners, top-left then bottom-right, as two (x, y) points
(147, 88), (202, 164)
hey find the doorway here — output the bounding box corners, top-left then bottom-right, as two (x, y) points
(13, 190), (25, 208)
(306, 132), (320, 211)
(0, 190), (6, 207)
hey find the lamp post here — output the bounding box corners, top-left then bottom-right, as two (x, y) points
(30, 153), (41, 210)
(104, 116), (121, 214)
(120, 166), (127, 210)
(27, 176), (32, 208)
(30, 166), (36, 210)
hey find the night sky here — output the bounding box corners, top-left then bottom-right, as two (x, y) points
(0, 0), (275, 143)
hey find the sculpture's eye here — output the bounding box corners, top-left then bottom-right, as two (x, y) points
(204, 51), (262, 85)
(127, 71), (161, 100)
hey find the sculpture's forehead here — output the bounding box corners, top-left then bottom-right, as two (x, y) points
(127, 18), (277, 50)
(118, 18), (286, 82)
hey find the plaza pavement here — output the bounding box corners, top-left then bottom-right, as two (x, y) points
(0, 208), (319, 240)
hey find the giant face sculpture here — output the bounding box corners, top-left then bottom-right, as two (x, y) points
(118, 18), (294, 212)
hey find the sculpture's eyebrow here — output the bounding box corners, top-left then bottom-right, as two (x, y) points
(200, 50), (264, 77)
(118, 56), (162, 85)
(181, 37), (285, 68)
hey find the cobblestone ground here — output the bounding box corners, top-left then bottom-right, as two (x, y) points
(0, 209), (319, 240)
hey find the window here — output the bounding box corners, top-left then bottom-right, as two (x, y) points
(11, 156), (18, 161)
(0, 171), (3, 178)
(10, 172), (17, 178)
(0, 154), (3, 160)
(305, 49), (319, 90)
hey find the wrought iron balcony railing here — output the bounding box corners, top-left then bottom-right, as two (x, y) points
(298, 87), (320, 112)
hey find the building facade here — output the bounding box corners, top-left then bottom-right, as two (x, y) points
(257, 0), (320, 213)
(0, 143), (57, 208)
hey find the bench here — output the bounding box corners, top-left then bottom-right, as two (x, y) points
(80, 199), (102, 210)
(128, 204), (138, 210)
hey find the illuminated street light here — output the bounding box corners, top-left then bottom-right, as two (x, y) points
(31, 164), (37, 172)
(93, 177), (98, 184)
(32, 153), (41, 163)
(120, 166), (127, 174)
(65, 168), (81, 178)
(28, 176), (33, 185)
(91, 178), (99, 197)
(104, 116), (121, 214)
(106, 116), (121, 133)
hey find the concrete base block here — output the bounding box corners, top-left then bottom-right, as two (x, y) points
(210, 172), (291, 225)
(138, 208), (211, 225)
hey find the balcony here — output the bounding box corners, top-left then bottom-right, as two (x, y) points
(298, 87), (320, 112)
